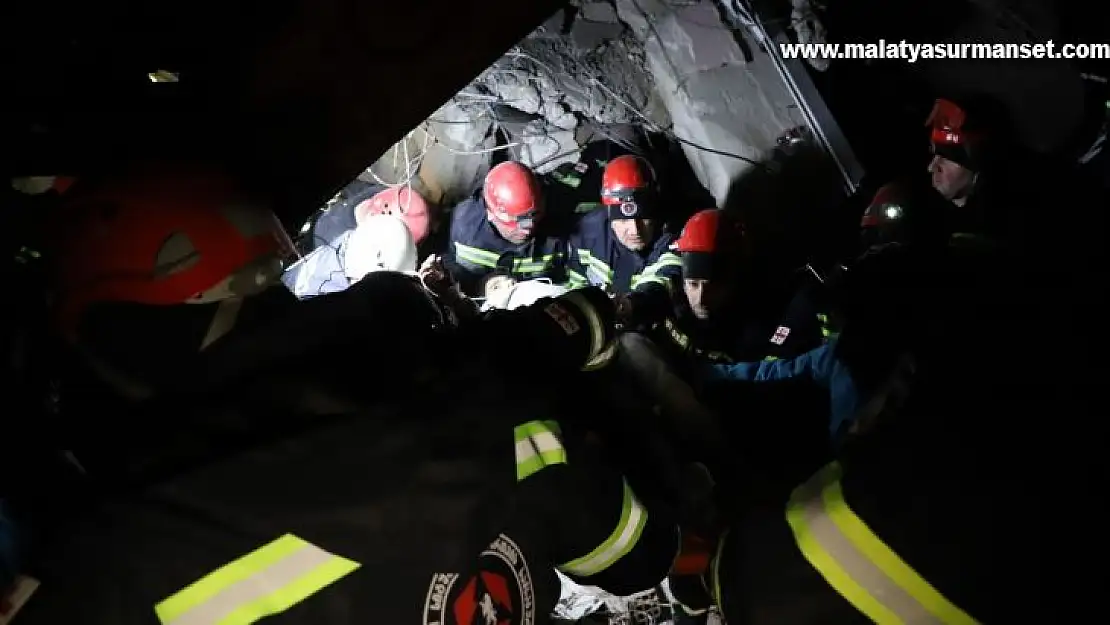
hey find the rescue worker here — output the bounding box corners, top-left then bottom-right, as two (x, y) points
(699, 181), (955, 457)
(444, 161), (580, 296)
(925, 97), (1014, 244)
(691, 234), (1076, 625)
(18, 168), (682, 625)
(765, 178), (953, 365)
(660, 209), (798, 364)
(569, 155), (683, 328)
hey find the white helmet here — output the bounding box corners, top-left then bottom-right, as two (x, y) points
(342, 214), (419, 282)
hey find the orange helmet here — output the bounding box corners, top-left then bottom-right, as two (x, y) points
(48, 170), (294, 338)
(354, 186), (432, 244)
(601, 155), (658, 219)
(483, 161), (542, 232)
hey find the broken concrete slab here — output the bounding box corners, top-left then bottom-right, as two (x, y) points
(516, 122), (581, 173)
(431, 101), (493, 150)
(544, 101), (579, 130)
(580, 1), (620, 24)
(569, 18), (624, 52)
(616, 0), (798, 204)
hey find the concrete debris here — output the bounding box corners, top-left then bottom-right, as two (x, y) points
(543, 101), (579, 131)
(483, 72), (544, 115)
(517, 122), (581, 173)
(790, 0), (830, 71)
(569, 18), (624, 52)
(432, 101), (493, 150)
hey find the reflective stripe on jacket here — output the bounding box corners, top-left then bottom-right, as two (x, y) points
(443, 196), (576, 296)
(514, 420), (650, 579)
(786, 462), (980, 624)
(568, 209), (681, 297)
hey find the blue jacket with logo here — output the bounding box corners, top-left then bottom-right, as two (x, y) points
(567, 209), (683, 305)
(443, 194), (580, 296)
(702, 336), (860, 440)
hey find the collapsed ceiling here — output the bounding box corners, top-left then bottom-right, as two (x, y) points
(356, 0), (846, 216)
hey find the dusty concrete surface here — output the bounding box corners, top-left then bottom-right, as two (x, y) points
(617, 0), (802, 204)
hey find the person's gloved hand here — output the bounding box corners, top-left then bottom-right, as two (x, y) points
(418, 254), (457, 299)
(613, 293), (635, 323)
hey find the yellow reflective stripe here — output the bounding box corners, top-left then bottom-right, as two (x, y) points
(562, 290), (607, 368)
(817, 313), (832, 338)
(764, 355), (780, 362)
(559, 480), (648, 577)
(664, 318), (690, 349)
(453, 243), (498, 268)
(710, 529), (729, 610)
(643, 252), (682, 273)
(576, 250), (614, 285)
(631, 274), (669, 289)
(514, 254), (565, 275)
(155, 534), (360, 625)
(567, 270), (588, 288)
(787, 463), (980, 625)
(514, 420), (566, 481)
(633, 252), (682, 292)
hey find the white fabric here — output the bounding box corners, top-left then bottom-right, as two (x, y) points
(483, 279), (570, 311)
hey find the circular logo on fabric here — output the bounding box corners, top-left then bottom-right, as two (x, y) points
(422, 534), (535, 625)
(620, 201), (638, 217)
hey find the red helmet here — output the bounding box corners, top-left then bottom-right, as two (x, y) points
(354, 186), (432, 243)
(926, 98), (984, 170)
(673, 209), (743, 253)
(483, 161), (542, 229)
(601, 155), (658, 218)
(860, 183), (908, 228)
(48, 170), (294, 338)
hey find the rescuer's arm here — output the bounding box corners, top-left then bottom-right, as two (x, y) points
(442, 199), (494, 297)
(704, 338), (861, 439)
(619, 249), (683, 328)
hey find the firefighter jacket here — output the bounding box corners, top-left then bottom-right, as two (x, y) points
(443, 194), (580, 297)
(706, 240), (1067, 625)
(14, 278), (678, 625)
(765, 281), (836, 361)
(568, 208), (683, 323)
(657, 279), (836, 370)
